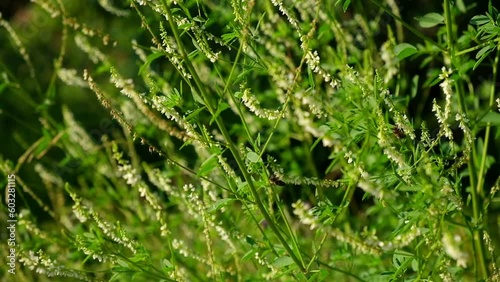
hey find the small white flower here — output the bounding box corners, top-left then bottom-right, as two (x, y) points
(344, 150), (354, 164)
(442, 232), (469, 268)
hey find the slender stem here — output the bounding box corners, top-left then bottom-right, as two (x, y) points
(473, 45), (499, 277)
(161, 1), (306, 273)
(455, 39), (500, 57)
(443, 0), (488, 278)
(477, 46), (499, 196)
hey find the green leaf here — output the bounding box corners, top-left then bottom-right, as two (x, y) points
(418, 13), (445, 28)
(129, 253), (148, 262)
(470, 15), (490, 25)
(245, 236), (257, 246)
(307, 67), (315, 87)
(480, 111), (500, 125)
(411, 75), (419, 99)
(394, 43), (418, 60)
(185, 107), (205, 122)
(476, 44), (494, 59)
(343, 0), (351, 12)
(178, 22), (193, 30)
(272, 256), (294, 268)
(33, 133), (51, 156)
(247, 151), (260, 163)
(0, 82), (7, 95)
(335, 0), (351, 12)
(161, 88), (182, 108)
(456, 0), (466, 13)
(161, 259), (173, 272)
(197, 154), (218, 177)
(207, 198), (234, 212)
(138, 52), (163, 76)
(308, 269), (329, 282)
(234, 91), (243, 99)
(310, 125), (330, 151)
(192, 16), (205, 23)
(210, 102), (230, 125)
(241, 249), (255, 261)
(116, 258), (129, 268)
(473, 44), (494, 70)
(221, 31), (238, 44)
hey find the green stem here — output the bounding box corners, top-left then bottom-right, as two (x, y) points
(455, 39), (500, 57)
(221, 26), (305, 272)
(161, 1), (306, 273)
(443, 0), (488, 278)
(473, 45), (499, 277)
(477, 46), (499, 197)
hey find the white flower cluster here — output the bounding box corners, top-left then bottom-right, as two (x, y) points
(331, 228), (382, 255)
(295, 89), (326, 118)
(32, 0), (60, 18)
(230, 0), (254, 25)
(375, 108), (412, 183)
(360, 229), (402, 252)
(254, 251), (277, 279)
(344, 150), (354, 164)
(67, 187), (139, 254)
(241, 87), (283, 120)
(131, 39), (149, 63)
(292, 200), (319, 230)
(181, 18), (221, 63)
(84, 70), (135, 135)
(442, 232), (469, 268)
(482, 231), (500, 280)
(74, 234), (107, 263)
(74, 34), (107, 64)
(19, 250), (92, 281)
(358, 178), (386, 200)
(62, 106), (97, 153)
(159, 22), (192, 79)
(98, 0), (130, 16)
(269, 156), (340, 188)
(18, 210), (48, 240)
(118, 163), (140, 186)
(455, 112), (472, 166)
(172, 238), (231, 278)
(303, 47), (337, 89)
(438, 259), (454, 282)
(135, 0), (148, 6)
(217, 155), (238, 179)
(270, 0), (300, 31)
(378, 129), (409, 174)
(380, 40), (398, 83)
(35, 164), (64, 187)
(391, 225), (421, 249)
(58, 68), (88, 88)
(151, 95), (201, 143)
(433, 67), (454, 140)
(273, 168), (340, 188)
(110, 68), (139, 99)
(184, 184), (217, 274)
(420, 122), (433, 148)
(0, 15), (35, 78)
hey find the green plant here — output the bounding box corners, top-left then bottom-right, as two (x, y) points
(0, 0), (499, 281)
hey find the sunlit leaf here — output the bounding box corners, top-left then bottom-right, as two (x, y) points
(394, 43), (418, 60)
(418, 13), (444, 28)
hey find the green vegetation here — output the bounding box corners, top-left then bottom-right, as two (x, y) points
(1, 0), (499, 281)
